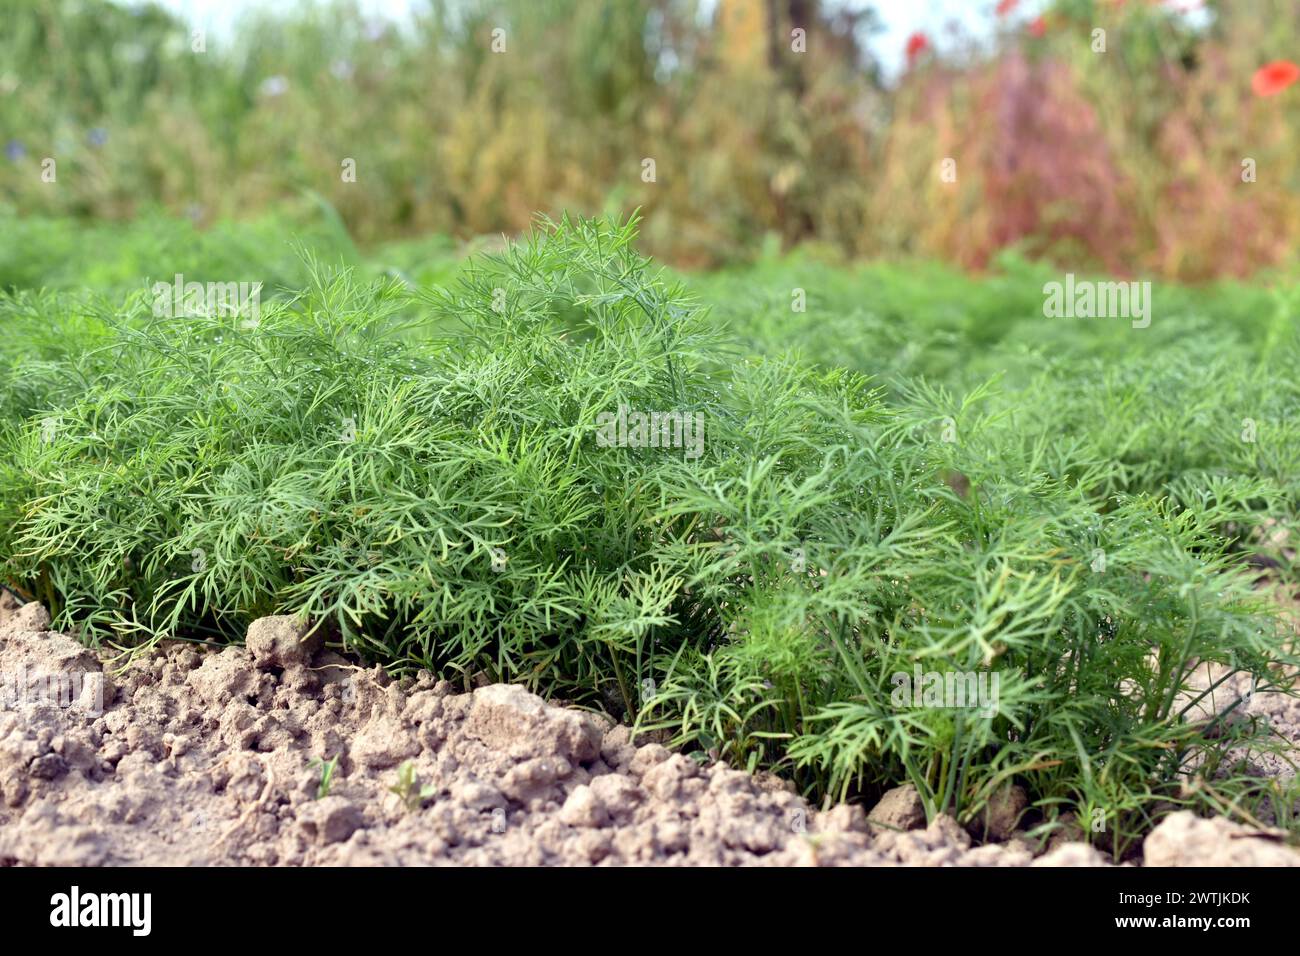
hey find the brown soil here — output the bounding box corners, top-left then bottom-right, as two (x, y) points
(1, 598), (1297, 867)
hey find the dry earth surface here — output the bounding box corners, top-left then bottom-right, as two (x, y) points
(1, 594), (1298, 867)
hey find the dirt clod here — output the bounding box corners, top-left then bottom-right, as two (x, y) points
(975, 784), (1029, 841)
(867, 784), (927, 831)
(559, 785), (608, 828)
(1142, 812), (1300, 867)
(297, 796), (365, 845)
(246, 616), (322, 671)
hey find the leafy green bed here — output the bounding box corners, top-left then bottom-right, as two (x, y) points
(1, 213), (1296, 857)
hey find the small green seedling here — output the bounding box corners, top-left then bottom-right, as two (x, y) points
(388, 761), (435, 812)
(309, 755), (339, 800)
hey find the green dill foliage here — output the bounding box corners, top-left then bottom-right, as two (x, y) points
(697, 250), (1300, 517)
(0, 214), (1296, 855)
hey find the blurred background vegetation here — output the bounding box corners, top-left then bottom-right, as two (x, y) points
(0, 0), (1297, 278)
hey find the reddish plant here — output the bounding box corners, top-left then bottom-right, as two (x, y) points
(888, 52), (1137, 272)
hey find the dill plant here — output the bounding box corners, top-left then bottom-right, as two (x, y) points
(0, 214), (1296, 856)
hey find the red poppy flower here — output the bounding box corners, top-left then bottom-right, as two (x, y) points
(996, 0), (1019, 16)
(1252, 61), (1300, 97)
(1027, 15), (1047, 38)
(905, 31), (929, 67)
